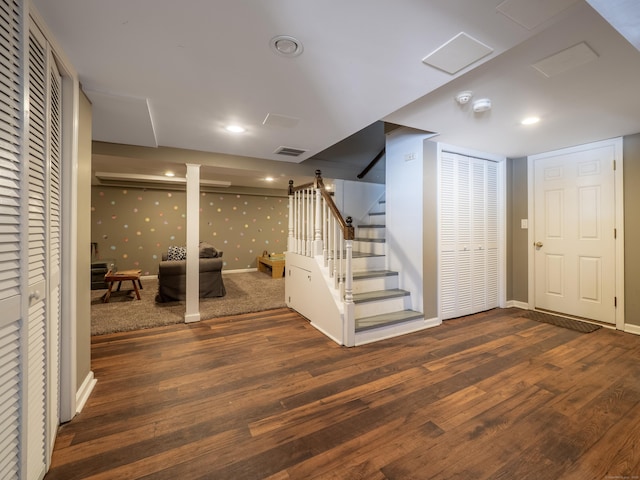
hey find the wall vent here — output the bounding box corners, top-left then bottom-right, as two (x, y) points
(274, 146), (307, 157)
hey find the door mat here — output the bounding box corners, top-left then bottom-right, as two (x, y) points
(522, 311), (602, 333)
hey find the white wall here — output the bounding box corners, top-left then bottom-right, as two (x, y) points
(333, 180), (385, 224)
(386, 129), (432, 312)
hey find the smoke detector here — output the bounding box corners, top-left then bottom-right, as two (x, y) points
(455, 91), (473, 104)
(472, 98), (492, 113)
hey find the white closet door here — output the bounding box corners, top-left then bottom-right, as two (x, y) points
(0, 0), (24, 476)
(440, 152), (499, 320)
(46, 52), (62, 462)
(26, 24), (48, 480)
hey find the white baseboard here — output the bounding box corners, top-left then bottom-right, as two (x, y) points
(142, 268), (259, 280)
(310, 322), (343, 345)
(505, 300), (529, 310)
(624, 324), (640, 336)
(76, 371), (97, 414)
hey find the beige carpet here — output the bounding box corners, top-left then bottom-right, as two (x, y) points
(91, 271), (286, 335)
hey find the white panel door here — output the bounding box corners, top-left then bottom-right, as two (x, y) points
(533, 144), (616, 323)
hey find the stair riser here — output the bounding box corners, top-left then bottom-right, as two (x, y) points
(354, 241), (385, 255)
(368, 202), (386, 215)
(355, 296), (411, 318)
(351, 255), (385, 271)
(353, 275), (398, 294)
(367, 213), (386, 224)
(357, 227), (385, 239)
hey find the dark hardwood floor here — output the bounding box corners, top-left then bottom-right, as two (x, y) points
(45, 307), (640, 479)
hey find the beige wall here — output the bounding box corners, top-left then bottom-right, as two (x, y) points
(91, 186), (289, 274)
(624, 133), (640, 327)
(423, 141), (438, 319)
(77, 90), (92, 386)
(507, 157), (528, 303)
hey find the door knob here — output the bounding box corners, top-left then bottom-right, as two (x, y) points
(534, 241), (543, 248)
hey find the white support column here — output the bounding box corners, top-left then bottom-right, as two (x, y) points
(184, 163), (200, 323)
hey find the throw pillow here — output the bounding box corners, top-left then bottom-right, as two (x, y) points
(199, 241), (219, 258)
(167, 245), (187, 260)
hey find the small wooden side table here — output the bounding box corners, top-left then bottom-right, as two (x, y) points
(102, 269), (143, 303)
(257, 255), (285, 278)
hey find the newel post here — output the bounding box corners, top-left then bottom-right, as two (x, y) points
(344, 216), (355, 347)
(287, 179), (295, 253)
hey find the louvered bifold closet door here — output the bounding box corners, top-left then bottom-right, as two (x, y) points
(439, 152), (473, 319)
(439, 152), (499, 320)
(46, 53), (62, 460)
(26, 24), (48, 480)
(0, 0), (23, 477)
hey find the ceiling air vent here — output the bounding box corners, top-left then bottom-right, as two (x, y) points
(274, 146), (307, 157)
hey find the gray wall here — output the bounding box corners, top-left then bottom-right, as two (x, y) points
(624, 133), (640, 327)
(77, 90), (92, 386)
(423, 140), (438, 319)
(507, 157), (528, 303)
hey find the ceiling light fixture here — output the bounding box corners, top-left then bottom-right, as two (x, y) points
(521, 116), (540, 125)
(270, 35), (304, 57)
(225, 125), (246, 133)
(472, 98), (492, 113)
(265, 177), (274, 182)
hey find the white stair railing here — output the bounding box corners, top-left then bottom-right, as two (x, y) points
(288, 170), (355, 346)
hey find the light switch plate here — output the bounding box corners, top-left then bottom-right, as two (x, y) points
(521, 219), (528, 229)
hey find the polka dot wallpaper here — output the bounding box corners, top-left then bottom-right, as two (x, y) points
(91, 186), (289, 275)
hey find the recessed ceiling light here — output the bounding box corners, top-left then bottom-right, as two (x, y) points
(265, 177), (274, 182)
(521, 116), (540, 125)
(270, 35), (304, 57)
(164, 171), (175, 177)
(225, 125), (246, 133)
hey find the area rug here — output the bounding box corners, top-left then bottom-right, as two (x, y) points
(522, 311), (601, 333)
(91, 271), (286, 335)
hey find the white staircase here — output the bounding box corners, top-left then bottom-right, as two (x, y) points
(351, 198), (424, 340)
(286, 174), (436, 347)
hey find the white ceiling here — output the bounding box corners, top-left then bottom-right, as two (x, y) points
(32, 0), (640, 189)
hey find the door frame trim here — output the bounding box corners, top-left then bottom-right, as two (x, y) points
(527, 137), (624, 330)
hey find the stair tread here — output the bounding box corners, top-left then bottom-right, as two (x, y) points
(354, 237), (385, 243)
(353, 270), (397, 279)
(369, 212), (385, 216)
(352, 251), (384, 258)
(357, 224), (385, 228)
(356, 309), (424, 332)
(353, 288), (409, 303)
